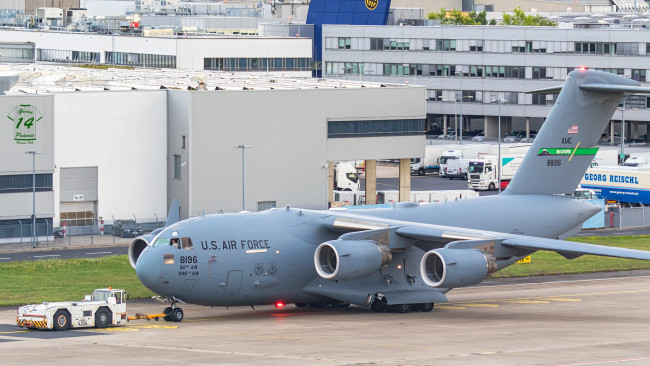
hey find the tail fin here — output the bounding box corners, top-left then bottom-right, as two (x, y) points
(505, 70), (650, 195)
(165, 199), (180, 227)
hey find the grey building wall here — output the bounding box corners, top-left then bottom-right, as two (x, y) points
(179, 86), (425, 214)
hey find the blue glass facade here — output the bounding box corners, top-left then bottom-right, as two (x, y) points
(307, 0), (391, 76)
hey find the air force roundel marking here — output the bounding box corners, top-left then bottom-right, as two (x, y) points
(365, 0), (378, 11)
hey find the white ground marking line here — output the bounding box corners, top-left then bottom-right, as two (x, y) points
(554, 356), (650, 365)
(0, 257), (10, 260)
(456, 274), (650, 289)
(33, 254), (61, 258)
(85, 252), (113, 255)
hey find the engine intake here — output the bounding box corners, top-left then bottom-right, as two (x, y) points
(420, 248), (496, 288)
(129, 235), (153, 269)
(314, 240), (391, 280)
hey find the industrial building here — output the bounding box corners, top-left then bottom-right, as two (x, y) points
(0, 64), (425, 240)
(321, 23), (650, 141)
(0, 29), (312, 74)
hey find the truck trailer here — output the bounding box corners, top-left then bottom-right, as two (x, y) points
(439, 145), (491, 178)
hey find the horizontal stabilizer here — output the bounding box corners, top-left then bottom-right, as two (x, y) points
(502, 237), (650, 261)
(579, 84), (650, 95)
(527, 85), (563, 94)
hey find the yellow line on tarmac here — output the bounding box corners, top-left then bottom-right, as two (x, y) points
(543, 298), (582, 302)
(508, 300), (550, 304)
(463, 303), (499, 308)
(436, 305), (466, 310)
(0, 330), (30, 334)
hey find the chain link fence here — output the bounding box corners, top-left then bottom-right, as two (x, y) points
(0, 215), (165, 249)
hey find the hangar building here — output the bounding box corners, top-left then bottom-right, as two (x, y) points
(0, 64), (425, 239)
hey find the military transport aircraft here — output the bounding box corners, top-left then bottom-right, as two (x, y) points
(129, 69), (650, 322)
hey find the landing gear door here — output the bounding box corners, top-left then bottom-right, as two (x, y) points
(224, 270), (243, 296)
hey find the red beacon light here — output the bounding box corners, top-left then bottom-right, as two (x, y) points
(274, 301), (286, 309)
(579, 66), (586, 71)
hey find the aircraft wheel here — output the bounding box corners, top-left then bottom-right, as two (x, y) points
(294, 303), (307, 308)
(420, 303), (434, 312)
(389, 304), (411, 313)
(370, 301), (385, 313)
(53, 309), (70, 331)
(94, 308), (112, 328)
(488, 183), (496, 191)
(169, 308), (184, 322)
(162, 307), (172, 321)
(308, 302), (330, 308)
(330, 301), (350, 308)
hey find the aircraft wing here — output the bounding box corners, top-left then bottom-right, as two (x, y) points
(393, 224), (650, 261)
(500, 236), (650, 261)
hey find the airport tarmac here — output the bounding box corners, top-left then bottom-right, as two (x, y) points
(1, 275), (650, 365)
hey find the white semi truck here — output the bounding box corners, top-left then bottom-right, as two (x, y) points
(410, 145), (447, 176)
(334, 161), (360, 191)
(468, 154), (525, 191)
(439, 145), (491, 179)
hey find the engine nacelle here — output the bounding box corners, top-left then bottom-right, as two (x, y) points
(314, 240), (391, 280)
(129, 234), (154, 269)
(420, 248), (495, 288)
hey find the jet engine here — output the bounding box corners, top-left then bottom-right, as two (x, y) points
(420, 248), (496, 288)
(129, 234), (154, 269)
(314, 240), (392, 280)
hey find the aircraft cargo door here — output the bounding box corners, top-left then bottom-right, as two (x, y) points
(224, 270), (243, 296)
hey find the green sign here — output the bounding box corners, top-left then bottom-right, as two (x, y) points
(7, 104), (43, 145)
(537, 147), (599, 156)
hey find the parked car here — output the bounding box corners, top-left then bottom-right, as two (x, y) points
(472, 132), (486, 142)
(113, 220), (144, 238)
(53, 227), (64, 238)
(438, 132), (456, 140)
(520, 134), (537, 143)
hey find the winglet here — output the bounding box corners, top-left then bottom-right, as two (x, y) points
(165, 199), (180, 227)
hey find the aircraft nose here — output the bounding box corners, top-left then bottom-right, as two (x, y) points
(135, 248), (160, 290)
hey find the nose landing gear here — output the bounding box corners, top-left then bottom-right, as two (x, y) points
(154, 296), (186, 322)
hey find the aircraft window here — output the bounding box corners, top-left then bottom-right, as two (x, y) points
(170, 238), (180, 249)
(181, 237), (194, 250)
(153, 238), (170, 247)
(164, 254), (175, 264)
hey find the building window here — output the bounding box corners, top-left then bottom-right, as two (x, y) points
(328, 119), (425, 138)
(0, 174), (53, 194)
(437, 40), (456, 51)
(338, 37), (351, 49)
(532, 94), (547, 105)
(173, 155), (181, 179)
(632, 69), (647, 82)
(370, 38), (384, 50)
(257, 201), (277, 211)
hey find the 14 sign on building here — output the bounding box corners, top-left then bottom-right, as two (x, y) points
(7, 104), (43, 144)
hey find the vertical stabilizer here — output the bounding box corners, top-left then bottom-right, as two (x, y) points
(165, 199), (180, 227)
(505, 70), (639, 195)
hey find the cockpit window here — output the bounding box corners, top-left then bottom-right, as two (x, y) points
(171, 238), (180, 248)
(92, 290), (110, 301)
(181, 237), (194, 250)
(153, 238), (170, 247)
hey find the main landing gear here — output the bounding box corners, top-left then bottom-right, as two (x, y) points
(154, 296), (185, 322)
(370, 298), (434, 313)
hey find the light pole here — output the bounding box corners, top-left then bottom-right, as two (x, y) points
(234, 145), (252, 211)
(617, 98), (636, 164)
(492, 98), (507, 193)
(455, 70), (465, 144)
(25, 151), (42, 248)
(454, 95), (473, 143)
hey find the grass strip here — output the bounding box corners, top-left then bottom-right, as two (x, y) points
(0, 255), (153, 307)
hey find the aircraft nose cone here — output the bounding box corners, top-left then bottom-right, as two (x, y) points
(135, 249), (160, 291)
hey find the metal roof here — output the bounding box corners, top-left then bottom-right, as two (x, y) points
(0, 63), (403, 95)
